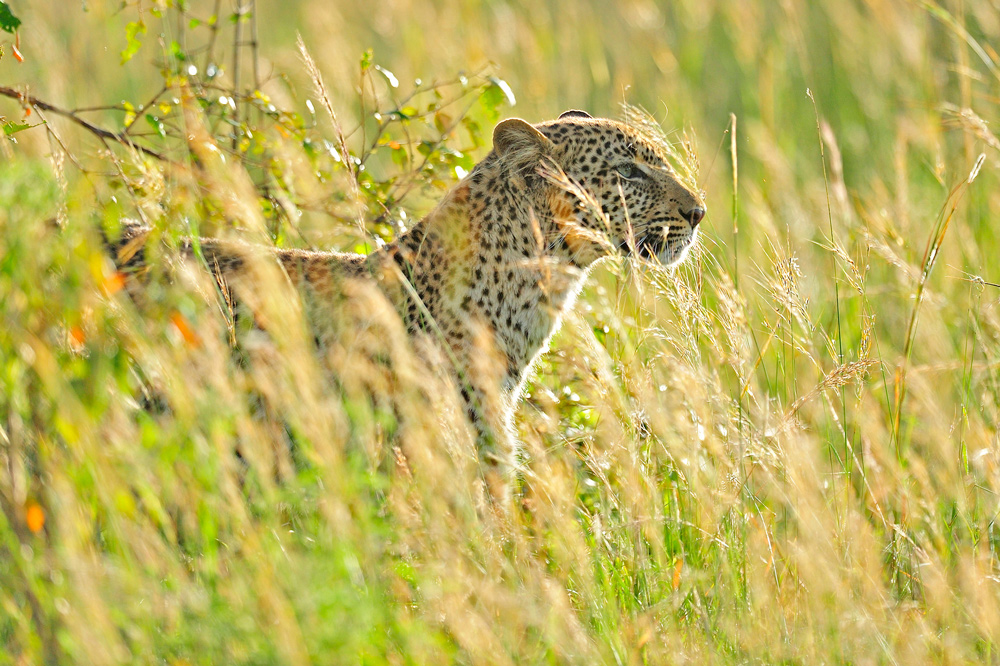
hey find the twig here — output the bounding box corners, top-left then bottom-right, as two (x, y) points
(0, 86), (171, 163)
(121, 85), (169, 138)
(203, 0), (224, 74)
(951, 268), (1000, 289)
(232, 0), (245, 150)
(249, 0), (260, 91)
(33, 108), (87, 174)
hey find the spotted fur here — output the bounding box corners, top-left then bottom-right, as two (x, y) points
(112, 111), (705, 484)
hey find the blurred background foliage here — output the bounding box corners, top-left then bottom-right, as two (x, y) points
(6, 0), (998, 271)
(3, 0), (1000, 664)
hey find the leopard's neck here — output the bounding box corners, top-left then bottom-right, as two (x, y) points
(373, 167), (590, 393)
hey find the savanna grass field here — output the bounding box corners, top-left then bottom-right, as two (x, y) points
(3, 0), (1000, 663)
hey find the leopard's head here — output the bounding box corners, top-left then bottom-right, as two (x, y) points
(492, 110), (705, 267)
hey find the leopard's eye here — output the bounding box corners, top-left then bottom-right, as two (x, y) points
(616, 164), (642, 180)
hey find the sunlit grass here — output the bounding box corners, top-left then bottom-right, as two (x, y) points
(3, 0), (1000, 664)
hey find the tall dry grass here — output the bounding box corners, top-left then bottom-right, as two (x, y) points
(3, 0), (1000, 663)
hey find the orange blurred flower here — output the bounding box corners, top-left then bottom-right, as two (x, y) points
(26, 502), (45, 533)
(170, 311), (201, 347)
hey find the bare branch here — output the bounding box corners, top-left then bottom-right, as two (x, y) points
(0, 86), (172, 163)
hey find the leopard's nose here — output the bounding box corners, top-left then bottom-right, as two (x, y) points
(682, 206), (706, 228)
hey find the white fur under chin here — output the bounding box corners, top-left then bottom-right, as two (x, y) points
(657, 228), (698, 267)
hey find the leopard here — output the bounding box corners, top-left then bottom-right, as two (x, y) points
(112, 109), (705, 491)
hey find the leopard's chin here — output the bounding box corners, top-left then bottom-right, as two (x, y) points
(635, 228), (697, 266)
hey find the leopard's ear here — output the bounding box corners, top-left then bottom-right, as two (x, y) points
(492, 118), (553, 159)
(558, 109), (592, 120)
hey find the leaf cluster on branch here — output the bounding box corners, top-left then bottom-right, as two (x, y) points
(1, 0), (516, 249)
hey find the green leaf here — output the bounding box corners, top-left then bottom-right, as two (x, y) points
(387, 108), (414, 121)
(390, 144), (408, 168)
(0, 1), (21, 34)
(120, 20), (146, 64)
(487, 77), (517, 107)
(145, 114), (165, 139)
(301, 137), (317, 158)
(168, 40), (185, 62)
(3, 120), (43, 137)
(416, 140), (436, 157)
(478, 78), (517, 124)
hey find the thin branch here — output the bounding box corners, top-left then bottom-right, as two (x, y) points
(121, 85), (169, 138)
(0, 86), (172, 163)
(203, 0), (224, 73)
(232, 0), (245, 150)
(250, 0), (260, 91)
